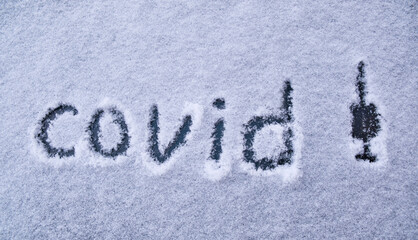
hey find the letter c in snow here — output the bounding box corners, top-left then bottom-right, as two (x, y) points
(35, 104), (78, 158)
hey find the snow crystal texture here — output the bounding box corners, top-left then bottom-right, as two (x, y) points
(0, 0), (416, 239)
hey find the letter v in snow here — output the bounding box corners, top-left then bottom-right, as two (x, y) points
(143, 103), (202, 174)
(147, 105), (193, 164)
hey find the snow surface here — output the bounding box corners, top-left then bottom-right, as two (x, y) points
(0, 0), (417, 239)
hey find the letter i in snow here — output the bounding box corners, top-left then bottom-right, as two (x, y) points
(209, 98), (226, 162)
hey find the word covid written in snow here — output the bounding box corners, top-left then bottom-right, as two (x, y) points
(35, 81), (295, 171)
(34, 61), (384, 172)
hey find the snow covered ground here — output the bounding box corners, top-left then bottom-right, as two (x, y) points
(0, 0), (416, 238)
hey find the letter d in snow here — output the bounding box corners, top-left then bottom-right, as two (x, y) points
(241, 80), (302, 181)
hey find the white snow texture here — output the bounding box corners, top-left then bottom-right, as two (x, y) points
(0, 0), (416, 239)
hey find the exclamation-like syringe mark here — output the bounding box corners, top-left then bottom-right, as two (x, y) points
(350, 61), (381, 162)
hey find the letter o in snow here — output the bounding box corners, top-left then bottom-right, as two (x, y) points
(87, 107), (130, 158)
